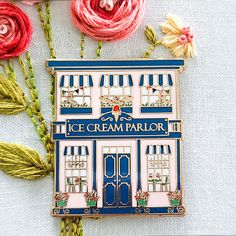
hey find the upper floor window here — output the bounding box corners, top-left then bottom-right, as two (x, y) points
(146, 145), (171, 192)
(60, 75), (93, 114)
(64, 146), (89, 193)
(140, 74), (173, 113)
(99, 74), (133, 113)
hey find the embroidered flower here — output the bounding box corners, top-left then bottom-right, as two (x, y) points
(20, 0), (41, 5)
(71, 0), (145, 41)
(0, 2), (32, 60)
(160, 15), (196, 58)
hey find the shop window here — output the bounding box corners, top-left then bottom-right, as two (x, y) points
(146, 145), (171, 192)
(64, 146), (89, 193)
(99, 74), (133, 113)
(140, 74), (173, 113)
(60, 75), (93, 114)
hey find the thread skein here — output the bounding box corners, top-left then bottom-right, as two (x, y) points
(0, 2), (32, 60)
(71, 0), (145, 42)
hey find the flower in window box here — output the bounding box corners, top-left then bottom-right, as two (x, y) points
(167, 190), (182, 206)
(84, 190), (99, 207)
(55, 192), (69, 208)
(160, 15), (196, 58)
(135, 190), (150, 207)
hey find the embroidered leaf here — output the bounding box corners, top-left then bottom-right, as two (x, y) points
(0, 142), (53, 180)
(144, 25), (159, 46)
(0, 74), (27, 115)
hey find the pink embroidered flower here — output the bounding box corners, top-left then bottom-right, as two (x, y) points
(20, 0), (41, 5)
(160, 15), (196, 58)
(0, 2), (32, 59)
(71, 0), (145, 41)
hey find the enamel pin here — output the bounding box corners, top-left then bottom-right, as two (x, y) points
(48, 59), (186, 217)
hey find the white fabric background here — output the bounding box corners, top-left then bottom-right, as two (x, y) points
(0, 0), (236, 235)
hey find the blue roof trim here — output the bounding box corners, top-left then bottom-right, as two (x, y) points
(48, 59), (184, 68)
(159, 74), (163, 86)
(60, 75), (65, 87)
(129, 75), (133, 86)
(60, 75), (93, 87)
(139, 74), (144, 86)
(168, 74), (173, 86)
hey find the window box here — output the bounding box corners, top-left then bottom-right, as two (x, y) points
(141, 107), (172, 113)
(101, 107), (132, 114)
(61, 107), (92, 114)
(86, 200), (97, 207)
(137, 199), (148, 207)
(56, 200), (68, 207)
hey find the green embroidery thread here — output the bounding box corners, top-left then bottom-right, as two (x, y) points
(60, 218), (84, 236)
(80, 33), (85, 59)
(143, 25), (162, 58)
(96, 41), (103, 58)
(0, 142), (52, 180)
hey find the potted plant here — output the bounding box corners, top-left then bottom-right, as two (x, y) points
(135, 190), (150, 207)
(167, 190), (182, 206)
(55, 192), (69, 207)
(84, 190), (99, 207)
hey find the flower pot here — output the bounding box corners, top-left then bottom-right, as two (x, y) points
(57, 200), (67, 207)
(87, 200), (97, 207)
(170, 199), (180, 206)
(137, 199), (148, 207)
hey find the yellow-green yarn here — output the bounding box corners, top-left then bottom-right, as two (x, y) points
(60, 218), (83, 236)
(0, 142), (52, 180)
(80, 33), (85, 59)
(36, 0), (56, 117)
(0, 74), (27, 115)
(143, 25), (162, 58)
(96, 41), (103, 58)
(18, 53), (54, 156)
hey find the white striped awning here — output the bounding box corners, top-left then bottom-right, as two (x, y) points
(64, 146), (89, 156)
(99, 74), (133, 87)
(139, 74), (173, 87)
(146, 145), (171, 155)
(60, 75), (93, 88)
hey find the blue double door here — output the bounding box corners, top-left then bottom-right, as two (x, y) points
(103, 150), (131, 207)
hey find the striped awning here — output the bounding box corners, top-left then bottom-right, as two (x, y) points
(64, 146), (89, 156)
(139, 74), (173, 87)
(99, 74), (133, 87)
(60, 75), (93, 88)
(146, 145), (171, 155)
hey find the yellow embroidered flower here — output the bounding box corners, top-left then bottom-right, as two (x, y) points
(160, 15), (196, 58)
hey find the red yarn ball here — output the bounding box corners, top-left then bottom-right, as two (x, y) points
(0, 2), (32, 60)
(71, 0), (145, 42)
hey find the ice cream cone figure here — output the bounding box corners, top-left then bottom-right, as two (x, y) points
(112, 105), (121, 122)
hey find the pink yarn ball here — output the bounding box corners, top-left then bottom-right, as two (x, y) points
(71, 0), (145, 42)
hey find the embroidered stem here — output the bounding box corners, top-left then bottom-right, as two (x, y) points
(60, 218), (83, 236)
(36, 0), (56, 117)
(80, 33), (85, 59)
(96, 41), (103, 58)
(36, 1), (56, 59)
(143, 25), (162, 58)
(18, 53), (53, 158)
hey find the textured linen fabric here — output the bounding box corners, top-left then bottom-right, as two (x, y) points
(0, 0), (236, 235)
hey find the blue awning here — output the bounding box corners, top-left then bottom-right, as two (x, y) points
(146, 145), (171, 155)
(139, 74), (173, 87)
(99, 74), (133, 87)
(60, 75), (93, 88)
(64, 146), (89, 156)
